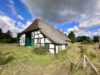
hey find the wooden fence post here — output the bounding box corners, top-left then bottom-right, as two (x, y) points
(84, 55), (100, 75)
(83, 55), (86, 69)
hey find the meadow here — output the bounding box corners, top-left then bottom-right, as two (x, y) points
(0, 43), (100, 75)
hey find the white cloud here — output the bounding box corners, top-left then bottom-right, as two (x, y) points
(17, 21), (32, 30)
(76, 29), (100, 37)
(9, 0), (14, 4)
(67, 16), (100, 37)
(8, 0), (17, 15)
(8, 0), (25, 20)
(17, 15), (25, 20)
(68, 16), (100, 32)
(0, 14), (32, 38)
(0, 15), (21, 37)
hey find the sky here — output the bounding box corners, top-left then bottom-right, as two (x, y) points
(0, 0), (100, 37)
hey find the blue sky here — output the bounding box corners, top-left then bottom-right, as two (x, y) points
(0, 0), (100, 37)
(0, 0), (32, 24)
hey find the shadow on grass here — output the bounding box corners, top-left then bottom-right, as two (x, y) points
(0, 52), (14, 65)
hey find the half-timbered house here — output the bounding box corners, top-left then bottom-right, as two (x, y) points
(19, 19), (70, 54)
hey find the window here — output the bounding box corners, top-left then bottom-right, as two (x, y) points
(45, 43), (49, 49)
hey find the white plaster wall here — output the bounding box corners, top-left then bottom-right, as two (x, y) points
(49, 49), (54, 54)
(61, 45), (66, 50)
(55, 45), (66, 53)
(34, 39), (37, 43)
(49, 44), (54, 54)
(32, 32), (34, 37)
(45, 38), (51, 43)
(38, 30), (40, 34)
(32, 30), (43, 38)
(41, 38), (44, 43)
(41, 43), (44, 46)
(49, 44), (54, 48)
(35, 35), (38, 38)
(39, 34), (43, 38)
(20, 34), (25, 46)
(56, 46), (58, 51)
(45, 38), (54, 54)
(34, 31), (38, 34)
(56, 45), (59, 53)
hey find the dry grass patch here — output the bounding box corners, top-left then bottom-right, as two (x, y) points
(0, 43), (100, 75)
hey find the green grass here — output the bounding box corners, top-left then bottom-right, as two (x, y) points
(0, 43), (100, 75)
(0, 43), (66, 66)
(0, 43), (70, 75)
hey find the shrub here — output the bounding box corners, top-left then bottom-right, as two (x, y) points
(81, 40), (93, 44)
(33, 47), (48, 55)
(93, 36), (99, 43)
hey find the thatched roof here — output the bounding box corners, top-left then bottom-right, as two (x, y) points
(22, 19), (70, 44)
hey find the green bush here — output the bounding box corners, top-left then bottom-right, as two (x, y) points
(81, 40), (93, 44)
(33, 47), (48, 55)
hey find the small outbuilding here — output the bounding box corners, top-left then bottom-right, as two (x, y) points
(19, 19), (70, 54)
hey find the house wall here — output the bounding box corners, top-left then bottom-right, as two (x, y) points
(49, 44), (55, 54)
(31, 30), (67, 54)
(31, 30), (55, 54)
(20, 34), (25, 46)
(32, 30), (45, 47)
(55, 45), (66, 54)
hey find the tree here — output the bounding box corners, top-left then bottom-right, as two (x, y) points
(68, 31), (76, 43)
(0, 28), (2, 35)
(77, 36), (93, 44)
(0, 28), (2, 40)
(0, 30), (17, 43)
(16, 33), (21, 43)
(93, 36), (99, 43)
(77, 36), (83, 42)
(6, 30), (12, 36)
